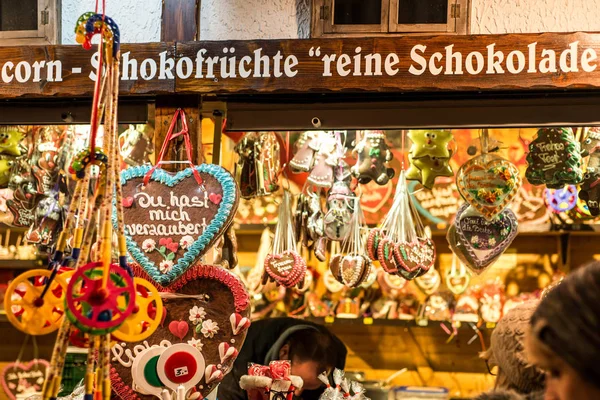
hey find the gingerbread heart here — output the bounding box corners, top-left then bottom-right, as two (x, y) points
(449, 204), (518, 274)
(445, 265), (470, 296)
(339, 254), (371, 288)
(367, 229), (383, 261)
(118, 165), (239, 286)
(377, 238), (399, 274)
(264, 251), (306, 288)
(457, 154), (521, 221)
(394, 239), (436, 278)
(110, 265), (250, 400)
(1, 360), (49, 400)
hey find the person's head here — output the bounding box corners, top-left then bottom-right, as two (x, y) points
(527, 261), (600, 400)
(277, 328), (337, 394)
(481, 301), (545, 394)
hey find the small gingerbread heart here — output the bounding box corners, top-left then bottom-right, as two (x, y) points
(457, 153), (521, 221)
(264, 251), (306, 288)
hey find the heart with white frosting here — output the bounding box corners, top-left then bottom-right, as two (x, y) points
(230, 313), (251, 336)
(204, 365), (224, 384)
(218, 342), (239, 364)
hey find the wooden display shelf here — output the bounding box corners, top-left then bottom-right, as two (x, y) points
(305, 316), (492, 330)
(305, 315), (492, 374)
(0, 259), (44, 270)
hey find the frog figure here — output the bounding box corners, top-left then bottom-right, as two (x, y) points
(0, 128), (25, 156)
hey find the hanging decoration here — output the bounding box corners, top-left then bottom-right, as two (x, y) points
(119, 109), (239, 287)
(368, 171), (436, 281)
(526, 127), (584, 188)
(329, 198), (373, 288)
(448, 203), (518, 275)
(351, 130), (394, 185)
(290, 131), (344, 189)
(578, 128), (600, 216)
(456, 131), (521, 221)
(449, 130), (520, 274)
(1, 359), (49, 400)
(406, 130), (454, 189)
(234, 132), (281, 199)
(0, 11), (166, 400)
(545, 185), (578, 213)
(323, 163), (354, 242)
(263, 190), (307, 288)
(445, 255), (471, 295)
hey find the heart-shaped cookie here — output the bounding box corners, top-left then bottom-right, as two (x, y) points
(457, 154), (521, 221)
(110, 264), (250, 400)
(1, 359), (49, 400)
(449, 204), (518, 274)
(377, 238), (399, 274)
(264, 251), (306, 288)
(118, 165), (239, 287)
(445, 265), (471, 295)
(367, 229), (384, 261)
(394, 238), (436, 278)
(339, 254), (371, 288)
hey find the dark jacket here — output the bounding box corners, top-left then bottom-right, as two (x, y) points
(218, 318), (347, 400)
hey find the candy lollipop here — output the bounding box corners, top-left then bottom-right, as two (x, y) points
(131, 347), (167, 399)
(156, 344), (206, 400)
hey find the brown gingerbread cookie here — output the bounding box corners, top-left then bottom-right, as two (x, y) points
(110, 264), (251, 400)
(119, 165), (239, 287)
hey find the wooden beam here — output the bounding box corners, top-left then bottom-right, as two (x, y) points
(161, 0), (199, 41)
(154, 95), (201, 165)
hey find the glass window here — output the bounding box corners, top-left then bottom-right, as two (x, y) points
(398, 0), (448, 24)
(333, 0), (382, 25)
(0, 0), (38, 31)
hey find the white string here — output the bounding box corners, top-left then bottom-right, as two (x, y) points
(272, 190), (297, 254)
(341, 197), (366, 256)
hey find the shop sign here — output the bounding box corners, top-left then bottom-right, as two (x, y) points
(2, 33), (600, 98)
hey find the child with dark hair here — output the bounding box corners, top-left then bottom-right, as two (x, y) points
(219, 317), (347, 400)
(526, 261), (600, 400)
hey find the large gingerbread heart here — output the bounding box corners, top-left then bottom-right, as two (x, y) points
(118, 165), (239, 286)
(450, 203), (518, 274)
(1, 359), (49, 400)
(456, 154), (521, 221)
(110, 265), (250, 400)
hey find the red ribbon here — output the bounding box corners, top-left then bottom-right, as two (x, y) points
(143, 108), (203, 186)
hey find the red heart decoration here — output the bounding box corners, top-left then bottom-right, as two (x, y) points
(167, 242), (179, 253)
(209, 193), (222, 205)
(122, 196), (134, 208)
(168, 320), (189, 340)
